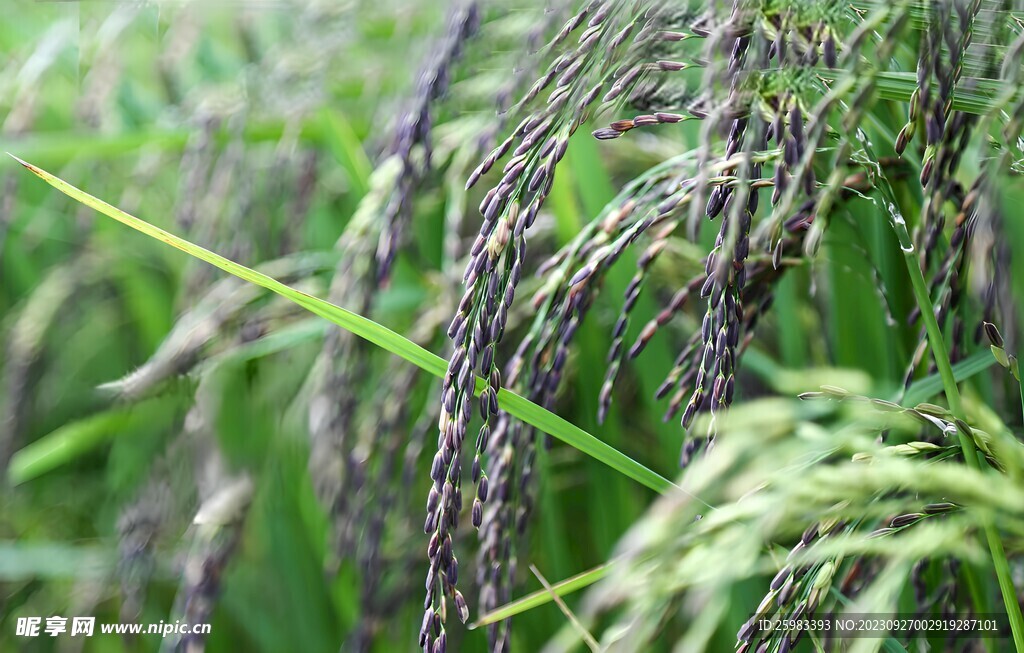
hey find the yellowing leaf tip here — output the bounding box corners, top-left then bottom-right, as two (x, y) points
(6, 153), (40, 175)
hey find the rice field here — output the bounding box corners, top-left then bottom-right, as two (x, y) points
(3, 1), (1024, 652)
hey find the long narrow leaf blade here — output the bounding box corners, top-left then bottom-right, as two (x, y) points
(902, 350), (996, 406)
(12, 155), (676, 496)
(8, 395), (182, 484)
(470, 561), (612, 629)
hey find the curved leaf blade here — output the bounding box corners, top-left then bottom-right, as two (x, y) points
(11, 154), (677, 496)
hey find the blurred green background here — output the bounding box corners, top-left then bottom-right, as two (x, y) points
(4, 2), (1022, 652)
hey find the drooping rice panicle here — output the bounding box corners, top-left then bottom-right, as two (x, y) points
(173, 117), (220, 234)
(0, 263), (79, 475)
(376, 2), (481, 283)
(475, 149), (698, 651)
(685, 0), (756, 237)
(348, 362), (426, 653)
(117, 482), (175, 628)
(164, 471), (252, 653)
(680, 120), (768, 443)
(101, 253), (334, 401)
(759, 2), (908, 256)
(156, 376), (253, 653)
(309, 161), (396, 561)
(900, 5), (1024, 389)
(916, 2), (979, 270)
(482, 3), (574, 154)
(424, 5), (668, 648)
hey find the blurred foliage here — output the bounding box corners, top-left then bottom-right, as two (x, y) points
(4, 2), (1024, 653)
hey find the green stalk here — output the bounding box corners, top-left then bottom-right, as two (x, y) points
(888, 207), (1024, 652)
(470, 560), (614, 629)
(1018, 382), (1024, 431)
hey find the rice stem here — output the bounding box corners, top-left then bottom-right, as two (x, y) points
(889, 206), (1024, 652)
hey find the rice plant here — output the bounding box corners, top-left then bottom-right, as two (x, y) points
(4, 1), (1024, 652)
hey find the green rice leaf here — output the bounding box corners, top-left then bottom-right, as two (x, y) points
(902, 350), (996, 406)
(8, 395), (183, 485)
(470, 561), (612, 629)
(11, 155), (677, 497)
